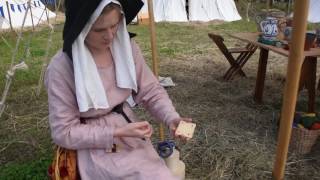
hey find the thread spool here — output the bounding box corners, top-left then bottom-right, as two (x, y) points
(164, 149), (185, 180)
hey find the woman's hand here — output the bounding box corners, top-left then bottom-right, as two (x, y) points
(168, 117), (192, 141)
(114, 121), (153, 139)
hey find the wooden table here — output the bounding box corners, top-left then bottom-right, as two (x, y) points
(229, 32), (320, 112)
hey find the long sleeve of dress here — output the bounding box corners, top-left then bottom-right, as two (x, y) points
(45, 52), (114, 150)
(131, 41), (180, 127)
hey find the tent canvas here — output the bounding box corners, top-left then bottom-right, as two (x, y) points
(0, 0), (56, 30)
(308, 0), (320, 23)
(153, 0), (188, 22)
(189, 0), (241, 22)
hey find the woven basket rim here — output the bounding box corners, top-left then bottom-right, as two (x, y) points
(290, 127), (320, 154)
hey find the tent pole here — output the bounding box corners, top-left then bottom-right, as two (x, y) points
(147, 0), (158, 76)
(28, 0), (35, 31)
(54, 0), (62, 22)
(147, 0), (165, 141)
(53, 0), (57, 12)
(5, 1), (13, 32)
(44, 1), (50, 25)
(246, 1), (251, 22)
(286, 0), (291, 15)
(272, 0), (310, 179)
(57, 0), (63, 11)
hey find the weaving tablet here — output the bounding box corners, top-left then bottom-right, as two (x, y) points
(175, 121), (196, 138)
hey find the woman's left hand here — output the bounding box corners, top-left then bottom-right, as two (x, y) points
(168, 117), (192, 141)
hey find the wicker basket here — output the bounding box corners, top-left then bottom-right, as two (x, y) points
(289, 127), (320, 154)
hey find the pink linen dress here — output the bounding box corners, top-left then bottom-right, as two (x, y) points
(45, 40), (180, 180)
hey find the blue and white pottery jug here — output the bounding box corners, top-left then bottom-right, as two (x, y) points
(260, 17), (279, 40)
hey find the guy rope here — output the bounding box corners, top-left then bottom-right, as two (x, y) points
(0, 0), (32, 117)
(0, 0), (58, 118)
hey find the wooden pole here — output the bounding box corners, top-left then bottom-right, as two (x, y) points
(147, 0), (159, 76)
(44, 1), (50, 25)
(57, 0), (63, 12)
(53, 0), (57, 12)
(55, 0), (63, 22)
(287, 0), (293, 16)
(6, 1), (13, 31)
(272, 0), (310, 179)
(28, 0), (35, 31)
(245, 1), (251, 22)
(147, 0), (165, 141)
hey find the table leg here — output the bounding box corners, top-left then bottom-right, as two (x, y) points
(254, 48), (269, 103)
(299, 56), (317, 113)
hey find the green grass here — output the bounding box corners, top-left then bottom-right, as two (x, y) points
(0, 158), (51, 180)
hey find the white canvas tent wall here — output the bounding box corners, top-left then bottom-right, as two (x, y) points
(308, 0), (320, 23)
(153, 0), (188, 22)
(0, 0), (56, 30)
(189, 0), (241, 22)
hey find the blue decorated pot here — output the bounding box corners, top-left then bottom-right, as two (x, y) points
(260, 17), (279, 40)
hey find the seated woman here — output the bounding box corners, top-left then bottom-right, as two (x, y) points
(45, 0), (191, 179)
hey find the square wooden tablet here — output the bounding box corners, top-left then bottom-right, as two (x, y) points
(175, 121), (196, 138)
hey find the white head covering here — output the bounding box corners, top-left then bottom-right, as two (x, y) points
(71, 0), (137, 112)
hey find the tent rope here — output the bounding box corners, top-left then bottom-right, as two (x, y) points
(36, 24), (54, 96)
(0, 0), (51, 118)
(0, 1), (31, 118)
(8, 0), (30, 69)
(1, 36), (13, 50)
(36, 0), (62, 96)
(0, 62), (28, 116)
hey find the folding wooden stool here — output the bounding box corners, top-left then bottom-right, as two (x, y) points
(208, 33), (257, 80)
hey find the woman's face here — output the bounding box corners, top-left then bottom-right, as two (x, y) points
(85, 9), (121, 51)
